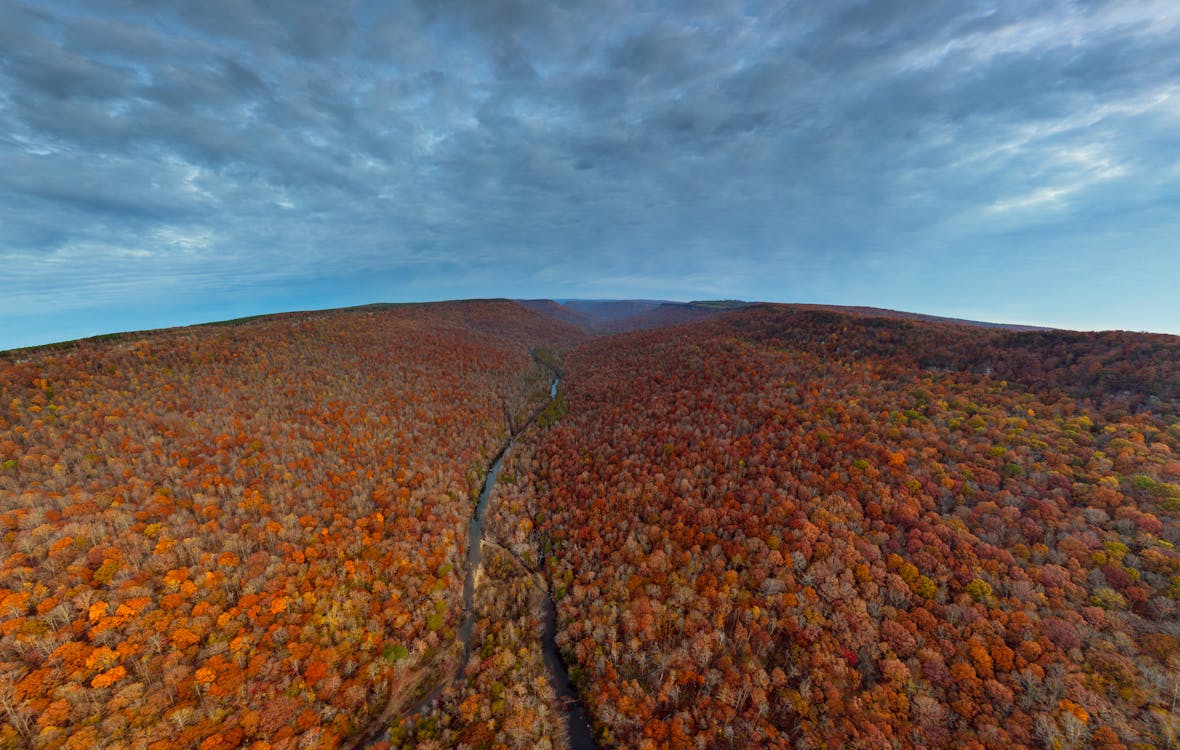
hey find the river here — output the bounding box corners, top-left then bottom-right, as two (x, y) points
(377, 376), (597, 749)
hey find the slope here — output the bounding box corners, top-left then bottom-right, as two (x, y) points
(0, 300), (577, 749)
(498, 304), (1180, 748)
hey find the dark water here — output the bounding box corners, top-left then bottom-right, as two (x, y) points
(392, 443), (510, 727)
(540, 590), (598, 749)
(386, 377), (597, 749)
(456, 444), (509, 667)
(534, 378), (597, 749)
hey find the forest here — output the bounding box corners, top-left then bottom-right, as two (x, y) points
(2, 300), (1179, 749)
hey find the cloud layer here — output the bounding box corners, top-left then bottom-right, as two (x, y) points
(3, 0), (1179, 347)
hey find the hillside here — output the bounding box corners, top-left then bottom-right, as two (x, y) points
(785, 303), (1052, 332)
(498, 306), (1180, 749)
(0, 301), (579, 749)
(2, 301), (1178, 749)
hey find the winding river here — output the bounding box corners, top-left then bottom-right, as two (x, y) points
(380, 377), (597, 749)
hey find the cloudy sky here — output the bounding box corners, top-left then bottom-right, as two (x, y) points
(2, 0), (1179, 348)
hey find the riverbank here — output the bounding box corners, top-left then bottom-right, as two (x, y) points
(371, 374), (598, 749)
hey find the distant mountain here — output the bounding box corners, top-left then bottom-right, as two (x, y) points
(2, 298), (588, 357)
(556, 299), (669, 323)
(684, 299), (752, 310)
(8, 298), (1044, 357)
(521, 299), (756, 333)
(603, 301), (748, 332)
(520, 298), (1048, 334)
(517, 299), (597, 330)
(784, 302), (1052, 331)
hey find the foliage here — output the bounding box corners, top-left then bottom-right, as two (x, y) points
(0, 301), (578, 749)
(4, 300), (1179, 749)
(502, 305), (1180, 749)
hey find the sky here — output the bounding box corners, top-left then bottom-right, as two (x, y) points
(2, 0), (1179, 349)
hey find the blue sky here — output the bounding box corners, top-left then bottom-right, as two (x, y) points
(2, 0), (1179, 349)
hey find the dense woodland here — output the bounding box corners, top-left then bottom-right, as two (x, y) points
(0, 302), (578, 749)
(3, 300), (1179, 749)
(505, 306), (1180, 749)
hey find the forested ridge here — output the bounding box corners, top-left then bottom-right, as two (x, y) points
(0, 302), (580, 749)
(511, 306), (1180, 749)
(2, 301), (1178, 749)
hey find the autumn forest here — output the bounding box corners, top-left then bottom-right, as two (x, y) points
(2, 299), (1179, 750)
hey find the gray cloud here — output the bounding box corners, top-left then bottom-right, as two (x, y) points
(2, 0), (1179, 348)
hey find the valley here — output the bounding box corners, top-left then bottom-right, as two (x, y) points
(2, 300), (1179, 749)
